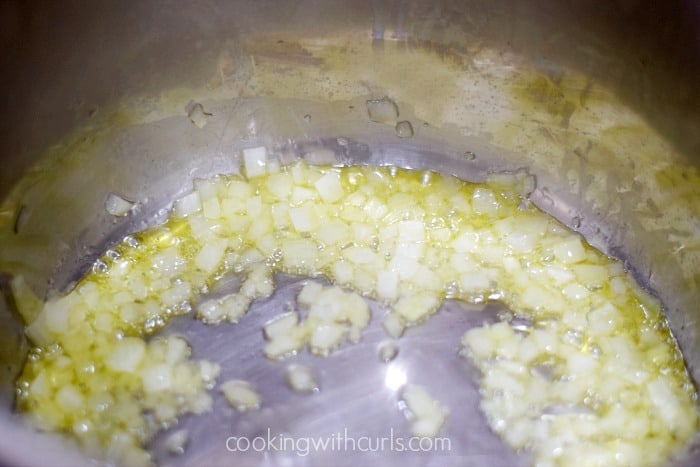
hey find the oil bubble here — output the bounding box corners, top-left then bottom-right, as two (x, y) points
(395, 121), (414, 138)
(366, 97), (399, 124)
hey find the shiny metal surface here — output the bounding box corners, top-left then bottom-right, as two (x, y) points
(0, 0), (699, 465)
(152, 275), (524, 467)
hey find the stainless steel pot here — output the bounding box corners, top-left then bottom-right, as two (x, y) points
(1, 1), (698, 465)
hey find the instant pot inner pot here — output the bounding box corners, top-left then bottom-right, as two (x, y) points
(1, 95), (698, 466)
(1, 1), (699, 465)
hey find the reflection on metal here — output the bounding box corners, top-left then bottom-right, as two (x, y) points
(385, 364), (407, 391)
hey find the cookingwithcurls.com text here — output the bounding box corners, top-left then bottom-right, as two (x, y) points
(225, 428), (452, 457)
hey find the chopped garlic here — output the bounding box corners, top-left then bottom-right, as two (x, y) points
(264, 334), (304, 360)
(286, 364), (318, 392)
(196, 298), (228, 324)
(220, 380), (261, 411)
(382, 313), (405, 338)
(264, 312), (300, 340)
(104, 193), (135, 217)
(401, 384), (448, 437)
(393, 294), (440, 323)
(309, 323), (345, 354)
(263, 282), (371, 359)
(164, 428), (189, 455)
(106, 337), (146, 373)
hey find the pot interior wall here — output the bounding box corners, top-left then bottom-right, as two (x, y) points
(0, 0), (699, 465)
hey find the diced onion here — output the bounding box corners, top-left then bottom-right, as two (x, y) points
(242, 146), (268, 178)
(173, 191), (201, 217)
(314, 171), (344, 203)
(14, 157), (696, 467)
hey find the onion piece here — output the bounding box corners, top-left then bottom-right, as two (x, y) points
(220, 380), (261, 411)
(105, 193), (135, 217)
(285, 364), (318, 393)
(164, 429), (189, 455)
(242, 146), (268, 178)
(401, 384), (448, 437)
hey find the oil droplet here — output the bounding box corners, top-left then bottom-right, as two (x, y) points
(564, 329), (582, 345)
(271, 249), (283, 262)
(92, 259), (109, 274)
(511, 316), (533, 334)
(105, 249), (120, 260)
(123, 235), (139, 248)
(366, 97), (399, 124)
(395, 120), (414, 138)
(445, 281), (460, 299)
(464, 151), (477, 161)
(378, 340), (399, 362)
